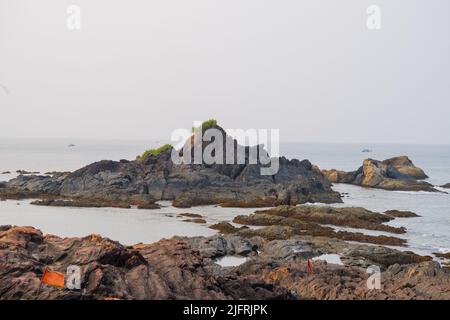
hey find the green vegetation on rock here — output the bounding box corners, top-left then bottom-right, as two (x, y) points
(137, 144), (172, 160)
(192, 119), (218, 132)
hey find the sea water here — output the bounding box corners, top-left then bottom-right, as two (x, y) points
(1, 138), (449, 255)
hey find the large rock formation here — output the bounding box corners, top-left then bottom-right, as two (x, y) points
(0, 124), (341, 207)
(1, 225), (449, 300)
(323, 156), (437, 192)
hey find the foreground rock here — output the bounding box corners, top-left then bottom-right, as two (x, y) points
(323, 156), (437, 192)
(0, 226), (290, 300)
(1, 226), (448, 300)
(441, 183), (450, 189)
(0, 123), (341, 208)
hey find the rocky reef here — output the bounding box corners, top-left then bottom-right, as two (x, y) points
(1, 225), (449, 300)
(215, 205), (408, 246)
(0, 123), (341, 207)
(323, 156), (437, 192)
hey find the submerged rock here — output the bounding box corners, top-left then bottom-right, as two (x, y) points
(323, 156), (437, 192)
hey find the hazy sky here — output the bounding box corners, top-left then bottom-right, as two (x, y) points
(0, 0), (449, 144)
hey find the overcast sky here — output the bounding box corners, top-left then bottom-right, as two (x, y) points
(0, 0), (449, 144)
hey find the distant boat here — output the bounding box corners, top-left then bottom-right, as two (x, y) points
(68, 144), (76, 148)
(362, 149), (372, 153)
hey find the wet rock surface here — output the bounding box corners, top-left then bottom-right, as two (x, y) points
(323, 156), (437, 192)
(1, 226), (448, 300)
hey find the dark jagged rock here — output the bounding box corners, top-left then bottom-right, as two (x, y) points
(323, 156), (437, 192)
(441, 183), (450, 189)
(1, 124), (341, 208)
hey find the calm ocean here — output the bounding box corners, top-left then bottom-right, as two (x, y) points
(1, 138), (449, 256)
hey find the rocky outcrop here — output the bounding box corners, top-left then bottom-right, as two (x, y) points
(1, 226), (448, 300)
(0, 124), (341, 208)
(211, 205), (409, 246)
(382, 156), (428, 180)
(323, 156), (437, 192)
(246, 205), (406, 234)
(441, 183), (450, 189)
